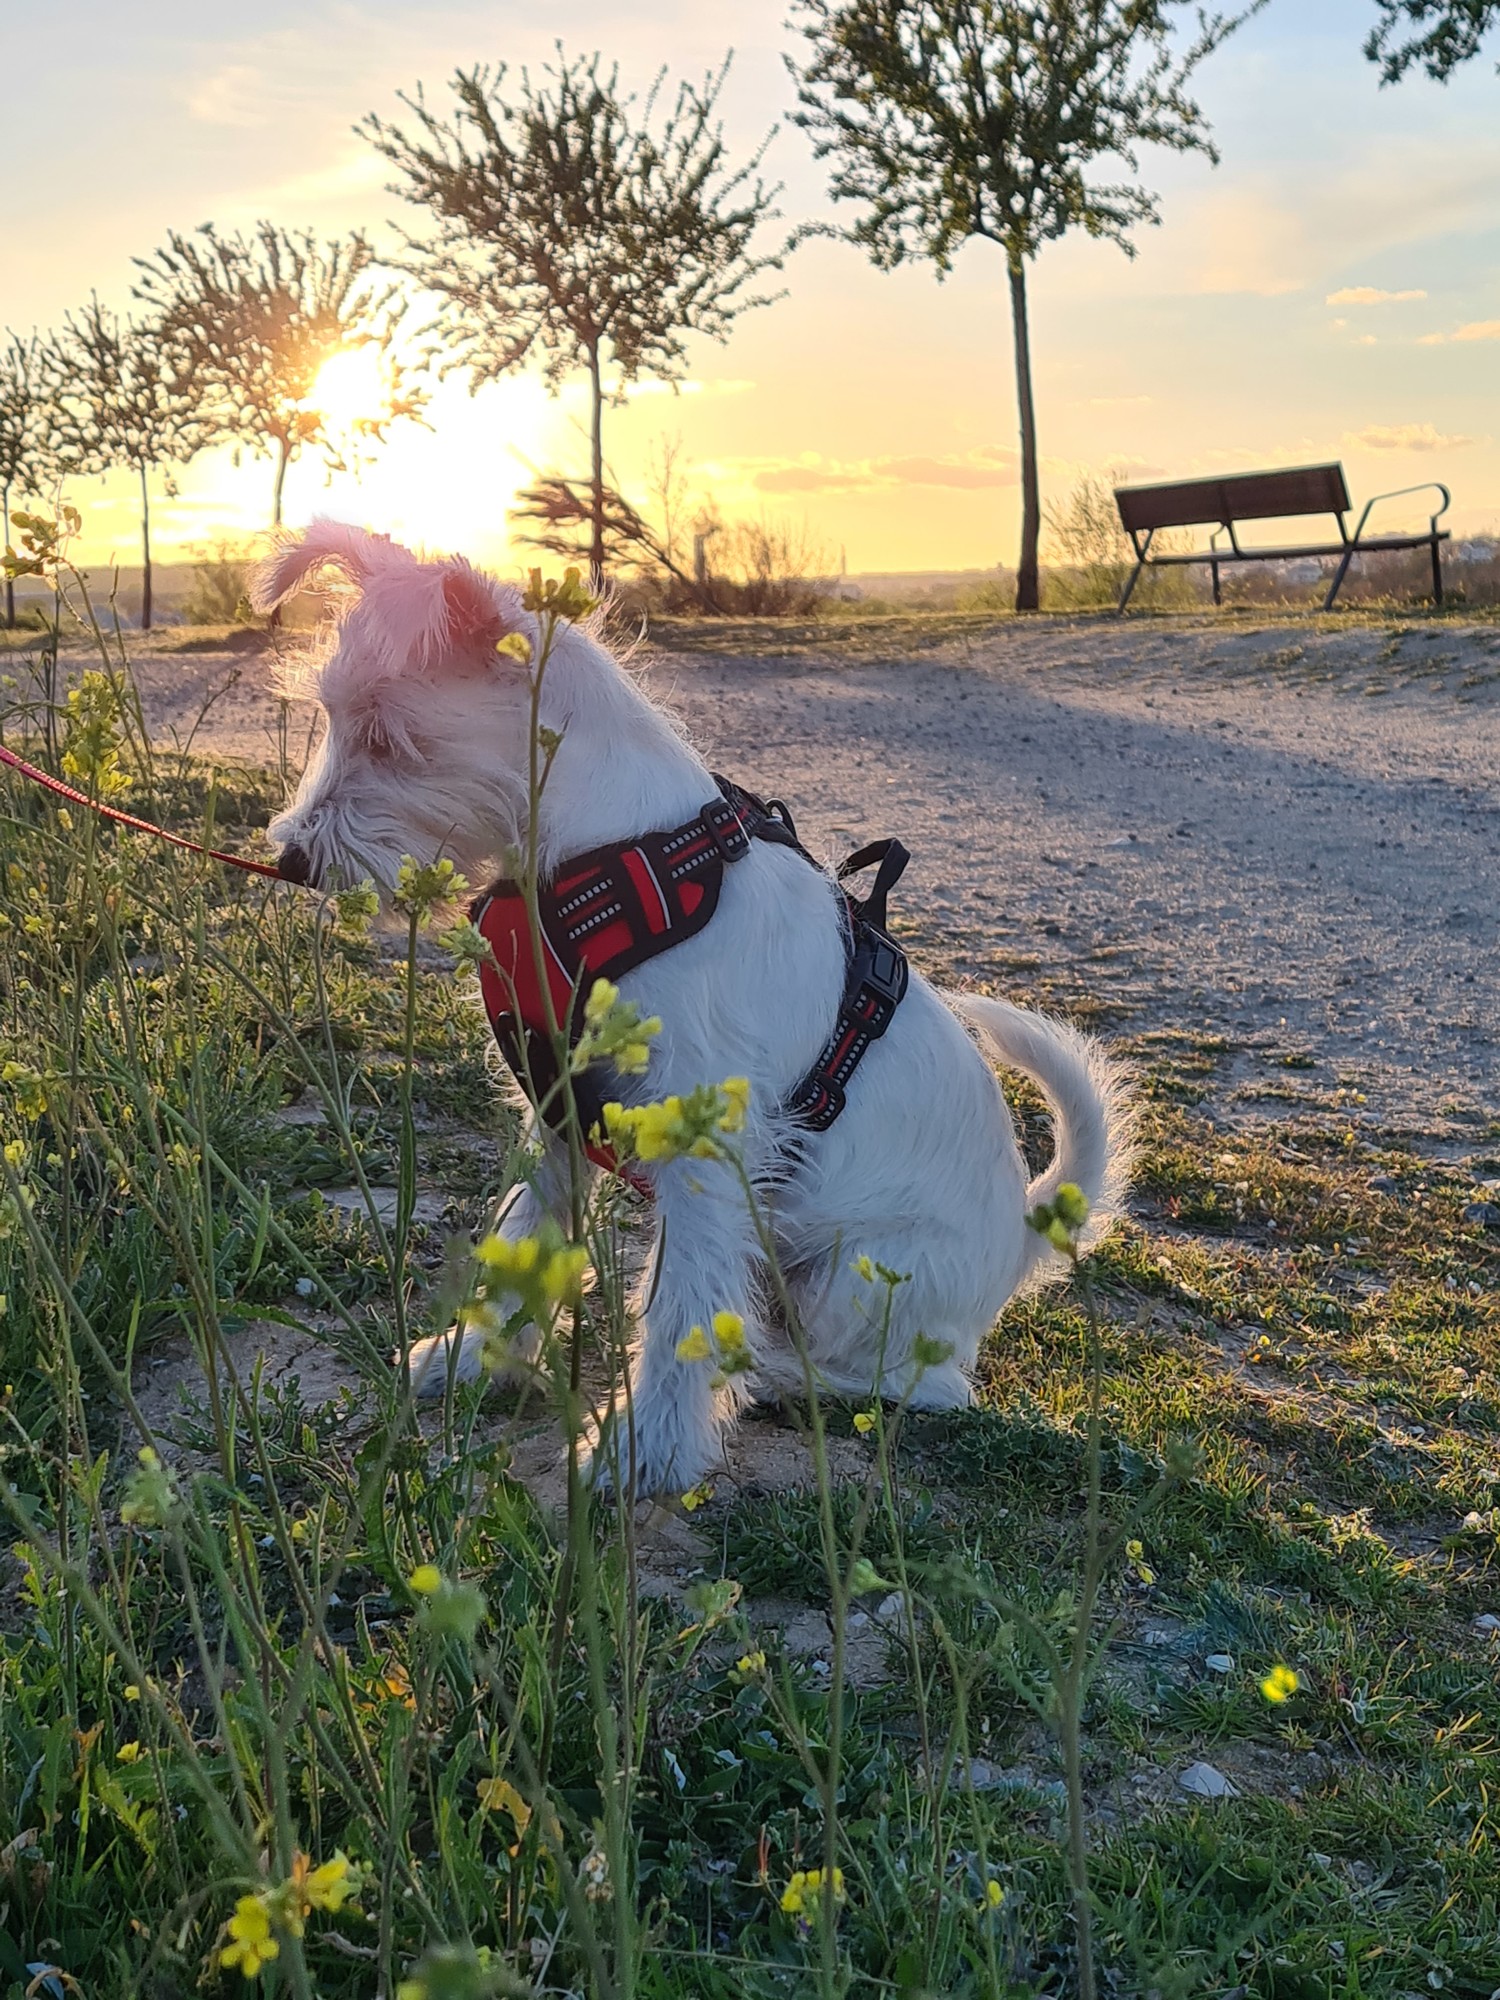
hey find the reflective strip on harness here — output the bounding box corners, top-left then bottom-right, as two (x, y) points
(470, 778), (908, 1185)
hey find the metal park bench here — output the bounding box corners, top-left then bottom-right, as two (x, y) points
(1113, 463), (1451, 612)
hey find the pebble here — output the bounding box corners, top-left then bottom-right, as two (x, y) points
(1462, 1201), (1500, 1230)
(1473, 1613), (1500, 1638)
(1178, 1761), (1240, 1800)
(1204, 1653), (1235, 1674)
(294, 1276), (316, 1298)
(1366, 1174), (1399, 1195)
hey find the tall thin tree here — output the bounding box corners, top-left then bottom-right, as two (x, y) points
(1367, 0), (1500, 78)
(47, 298), (204, 630)
(363, 49), (799, 585)
(0, 332), (57, 629)
(134, 222), (427, 527)
(790, 1), (1261, 611)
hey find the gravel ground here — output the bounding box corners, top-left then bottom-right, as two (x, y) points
(119, 614), (1500, 1140)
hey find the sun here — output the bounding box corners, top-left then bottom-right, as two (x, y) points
(308, 345), (389, 432)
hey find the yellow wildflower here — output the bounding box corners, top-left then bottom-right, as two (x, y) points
(780, 1866), (846, 1918)
(680, 1481), (714, 1512)
(676, 1325), (712, 1363)
(476, 1776), (532, 1833)
(220, 1894), (280, 1979)
(983, 1877), (1005, 1909)
(731, 1649), (767, 1684)
(1260, 1663), (1300, 1704)
(116, 1741), (143, 1763)
(719, 1075), (750, 1133)
(852, 1409), (877, 1435)
(408, 1564), (442, 1597)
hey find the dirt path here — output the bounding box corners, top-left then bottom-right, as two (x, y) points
(120, 614), (1500, 1138)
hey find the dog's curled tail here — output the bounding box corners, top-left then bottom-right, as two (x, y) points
(951, 995), (1134, 1282)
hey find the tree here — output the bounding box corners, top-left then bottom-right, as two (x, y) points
(790, 1), (1261, 611)
(47, 298), (204, 630)
(363, 49), (798, 585)
(1367, 1), (1500, 79)
(0, 332), (57, 628)
(133, 222), (427, 527)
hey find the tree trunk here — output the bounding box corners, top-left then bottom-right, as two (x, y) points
(3, 484), (12, 629)
(587, 343), (606, 592)
(272, 435), (291, 528)
(1009, 258), (1042, 614)
(139, 462), (153, 632)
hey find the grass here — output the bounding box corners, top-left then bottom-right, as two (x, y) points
(0, 596), (1497, 1998)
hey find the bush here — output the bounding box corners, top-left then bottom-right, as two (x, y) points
(180, 537), (258, 625)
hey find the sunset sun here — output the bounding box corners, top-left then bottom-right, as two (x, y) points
(307, 343), (389, 433)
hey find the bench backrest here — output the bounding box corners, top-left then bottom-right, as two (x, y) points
(1115, 463), (1352, 534)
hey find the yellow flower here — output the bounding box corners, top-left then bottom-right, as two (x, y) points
(780, 1866), (846, 1918)
(584, 977), (620, 1025)
(600, 1078), (748, 1164)
(123, 1684), (140, 1701)
(408, 1564), (442, 1597)
(852, 1410), (877, 1435)
(220, 1894), (280, 1979)
(294, 1851), (354, 1915)
(1260, 1663), (1300, 1704)
(522, 565), (597, 622)
(719, 1076), (750, 1133)
(495, 629), (533, 665)
(680, 1482), (714, 1512)
(676, 1325), (712, 1362)
(392, 854), (469, 923)
(854, 1254), (877, 1283)
(982, 1877), (1005, 1909)
(731, 1649), (767, 1683)
(116, 1740), (143, 1763)
(711, 1309), (745, 1350)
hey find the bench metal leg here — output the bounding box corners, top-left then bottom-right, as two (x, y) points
(1324, 546), (1356, 611)
(1431, 535), (1444, 608)
(1211, 557), (1222, 607)
(1117, 556), (1147, 613)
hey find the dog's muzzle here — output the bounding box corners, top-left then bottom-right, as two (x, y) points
(277, 844), (315, 885)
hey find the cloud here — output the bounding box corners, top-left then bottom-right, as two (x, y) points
(1418, 318), (1500, 346)
(751, 448), (1018, 495)
(1345, 423), (1476, 453)
(185, 63), (268, 129)
(1325, 286), (1427, 306)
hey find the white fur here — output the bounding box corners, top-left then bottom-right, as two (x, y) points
(255, 521), (1133, 1495)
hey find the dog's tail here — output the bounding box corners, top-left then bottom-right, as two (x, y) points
(949, 994), (1133, 1283)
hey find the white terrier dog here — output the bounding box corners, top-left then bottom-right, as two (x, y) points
(255, 521), (1130, 1495)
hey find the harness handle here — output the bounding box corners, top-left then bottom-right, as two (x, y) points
(837, 838), (909, 933)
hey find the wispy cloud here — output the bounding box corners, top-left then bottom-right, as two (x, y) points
(1421, 318), (1500, 346)
(749, 448), (1018, 495)
(1346, 423), (1476, 453)
(1326, 286), (1427, 306)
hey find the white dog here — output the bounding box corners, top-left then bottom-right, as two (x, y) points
(254, 521), (1130, 1495)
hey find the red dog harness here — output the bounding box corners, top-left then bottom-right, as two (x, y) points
(470, 777), (908, 1182)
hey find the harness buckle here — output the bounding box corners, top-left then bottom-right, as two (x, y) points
(859, 931), (907, 1009)
(703, 795), (751, 862)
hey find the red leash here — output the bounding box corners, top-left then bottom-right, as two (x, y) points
(0, 740), (284, 879)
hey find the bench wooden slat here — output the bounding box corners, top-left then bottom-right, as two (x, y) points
(1116, 463), (1351, 533)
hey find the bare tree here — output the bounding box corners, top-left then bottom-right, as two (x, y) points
(1368, 0), (1500, 77)
(790, 1), (1261, 611)
(364, 48), (799, 585)
(47, 298), (204, 630)
(133, 222), (427, 527)
(0, 332), (57, 628)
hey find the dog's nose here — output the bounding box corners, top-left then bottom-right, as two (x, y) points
(277, 843), (315, 885)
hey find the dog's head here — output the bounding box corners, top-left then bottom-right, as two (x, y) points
(253, 521), (537, 894)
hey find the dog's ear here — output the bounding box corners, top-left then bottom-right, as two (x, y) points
(440, 559), (509, 655)
(249, 520), (409, 614)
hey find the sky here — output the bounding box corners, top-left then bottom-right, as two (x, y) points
(3, 0), (1499, 577)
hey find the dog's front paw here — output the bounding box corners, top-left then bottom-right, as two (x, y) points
(580, 1396), (719, 1501)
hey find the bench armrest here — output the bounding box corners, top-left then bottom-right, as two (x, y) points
(1351, 482), (1452, 543)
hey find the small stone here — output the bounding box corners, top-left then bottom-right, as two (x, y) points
(781, 1609), (833, 1659)
(1472, 1613), (1500, 1638)
(1204, 1653), (1235, 1674)
(1463, 1202), (1500, 1230)
(1366, 1174), (1399, 1195)
(294, 1276), (315, 1298)
(872, 1591), (906, 1629)
(1178, 1761), (1240, 1800)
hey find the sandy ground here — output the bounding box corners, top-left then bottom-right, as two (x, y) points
(116, 613), (1500, 1136)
